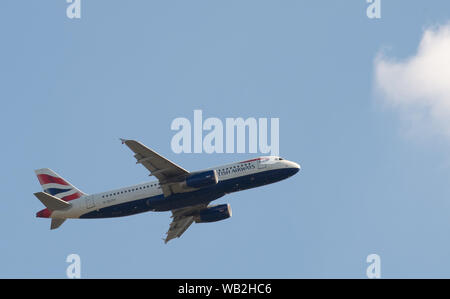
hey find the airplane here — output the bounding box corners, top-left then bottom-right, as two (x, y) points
(34, 139), (300, 243)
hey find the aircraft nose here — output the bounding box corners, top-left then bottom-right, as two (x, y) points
(292, 163), (300, 174)
(284, 161), (300, 175)
(288, 161), (300, 170)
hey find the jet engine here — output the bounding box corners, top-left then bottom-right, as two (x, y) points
(183, 170), (218, 189)
(194, 204), (232, 223)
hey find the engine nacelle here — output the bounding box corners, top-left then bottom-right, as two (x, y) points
(185, 170), (218, 189)
(194, 204), (232, 223)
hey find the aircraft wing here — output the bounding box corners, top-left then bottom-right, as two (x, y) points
(164, 204), (207, 243)
(120, 139), (189, 196)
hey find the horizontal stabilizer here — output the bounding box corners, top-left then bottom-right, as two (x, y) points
(51, 218), (66, 230)
(34, 192), (72, 211)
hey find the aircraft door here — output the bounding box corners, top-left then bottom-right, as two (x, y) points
(258, 158), (267, 169)
(85, 196), (95, 209)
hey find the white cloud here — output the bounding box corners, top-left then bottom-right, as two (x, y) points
(375, 24), (450, 139)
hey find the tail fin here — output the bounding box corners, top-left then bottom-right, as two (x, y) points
(35, 168), (86, 202)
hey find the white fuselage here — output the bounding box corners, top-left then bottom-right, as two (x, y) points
(50, 156), (300, 219)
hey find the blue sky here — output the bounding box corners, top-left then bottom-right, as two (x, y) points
(2, 0), (450, 278)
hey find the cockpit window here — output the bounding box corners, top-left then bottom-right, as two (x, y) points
(278, 157), (283, 161)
